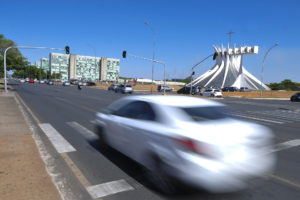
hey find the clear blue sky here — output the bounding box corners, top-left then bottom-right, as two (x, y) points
(1, 0), (300, 83)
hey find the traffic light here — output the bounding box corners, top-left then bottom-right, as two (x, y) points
(65, 46), (70, 54)
(122, 51), (127, 58)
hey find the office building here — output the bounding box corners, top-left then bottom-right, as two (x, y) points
(49, 53), (120, 81)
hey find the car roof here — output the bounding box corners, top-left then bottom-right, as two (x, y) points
(121, 95), (224, 107)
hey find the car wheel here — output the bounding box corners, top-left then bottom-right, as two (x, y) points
(145, 155), (177, 194)
(200, 93), (203, 96)
(210, 94), (214, 97)
(291, 97), (296, 102)
(95, 125), (108, 148)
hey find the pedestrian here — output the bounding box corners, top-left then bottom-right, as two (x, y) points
(78, 84), (82, 90)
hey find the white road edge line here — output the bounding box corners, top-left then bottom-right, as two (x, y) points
(86, 179), (134, 199)
(39, 123), (76, 153)
(66, 121), (98, 140)
(231, 114), (284, 124)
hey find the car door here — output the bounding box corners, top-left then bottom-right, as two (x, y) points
(113, 101), (159, 161)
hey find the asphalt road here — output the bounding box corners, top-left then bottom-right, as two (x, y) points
(10, 81), (300, 200)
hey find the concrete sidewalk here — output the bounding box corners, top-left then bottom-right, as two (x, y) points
(0, 92), (61, 200)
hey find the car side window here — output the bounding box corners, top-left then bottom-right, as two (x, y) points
(115, 101), (156, 121)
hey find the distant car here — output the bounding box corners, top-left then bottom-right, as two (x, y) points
(177, 86), (201, 94)
(20, 79), (25, 83)
(108, 84), (119, 91)
(39, 80), (45, 84)
(70, 80), (78, 85)
(240, 87), (250, 92)
(47, 80), (54, 85)
(290, 93), (300, 102)
(29, 79), (35, 83)
(115, 84), (133, 94)
(94, 95), (275, 193)
(222, 87), (238, 92)
(86, 81), (96, 86)
(200, 89), (223, 97)
(82, 82), (87, 86)
(25, 78), (29, 82)
(157, 85), (174, 92)
(62, 81), (70, 86)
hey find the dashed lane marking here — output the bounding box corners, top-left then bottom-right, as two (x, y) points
(86, 179), (134, 199)
(66, 121), (98, 140)
(39, 123), (76, 153)
(268, 139), (300, 154)
(269, 174), (300, 191)
(55, 97), (97, 113)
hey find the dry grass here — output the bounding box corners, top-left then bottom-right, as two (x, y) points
(222, 90), (297, 98)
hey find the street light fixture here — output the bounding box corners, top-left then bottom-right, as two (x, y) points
(260, 43), (278, 97)
(144, 21), (156, 93)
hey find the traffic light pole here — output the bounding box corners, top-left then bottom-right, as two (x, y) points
(3, 46), (65, 93)
(123, 52), (166, 95)
(189, 54), (214, 95)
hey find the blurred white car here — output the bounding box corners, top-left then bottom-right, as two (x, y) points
(95, 95), (275, 193)
(39, 80), (45, 84)
(200, 88), (223, 97)
(20, 79), (25, 83)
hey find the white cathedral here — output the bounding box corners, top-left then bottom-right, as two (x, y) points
(191, 44), (270, 90)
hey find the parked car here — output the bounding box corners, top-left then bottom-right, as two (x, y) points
(290, 93), (300, 102)
(25, 78), (29, 82)
(108, 84), (119, 91)
(222, 87), (238, 92)
(200, 89), (222, 97)
(62, 81), (70, 86)
(20, 79), (25, 83)
(115, 84), (133, 94)
(86, 81), (96, 86)
(47, 80), (54, 85)
(240, 87), (250, 92)
(94, 95), (275, 193)
(177, 86), (201, 94)
(157, 85), (174, 92)
(39, 80), (45, 84)
(29, 79), (35, 83)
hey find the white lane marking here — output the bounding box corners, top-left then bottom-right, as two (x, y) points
(39, 123), (76, 153)
(268, 139), (300, 154)
(90, 120), (96, 124)
(230, 113), (284, 124)
(86, 179), (134, 199)
(66, 121), (97, 140)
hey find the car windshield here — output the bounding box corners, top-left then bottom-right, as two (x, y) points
(179, 106), (228, 121)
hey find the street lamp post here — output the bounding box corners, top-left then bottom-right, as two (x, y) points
(3, 46), (64, 93)
(189, 54), (214, 95)
(123, 50), (166, 95)
(260, 43), (278, 97)
(144, 21), (156, 93)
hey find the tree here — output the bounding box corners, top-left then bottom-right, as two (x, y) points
(267, 79), (300, 91)
(0, 34), (29, 77)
